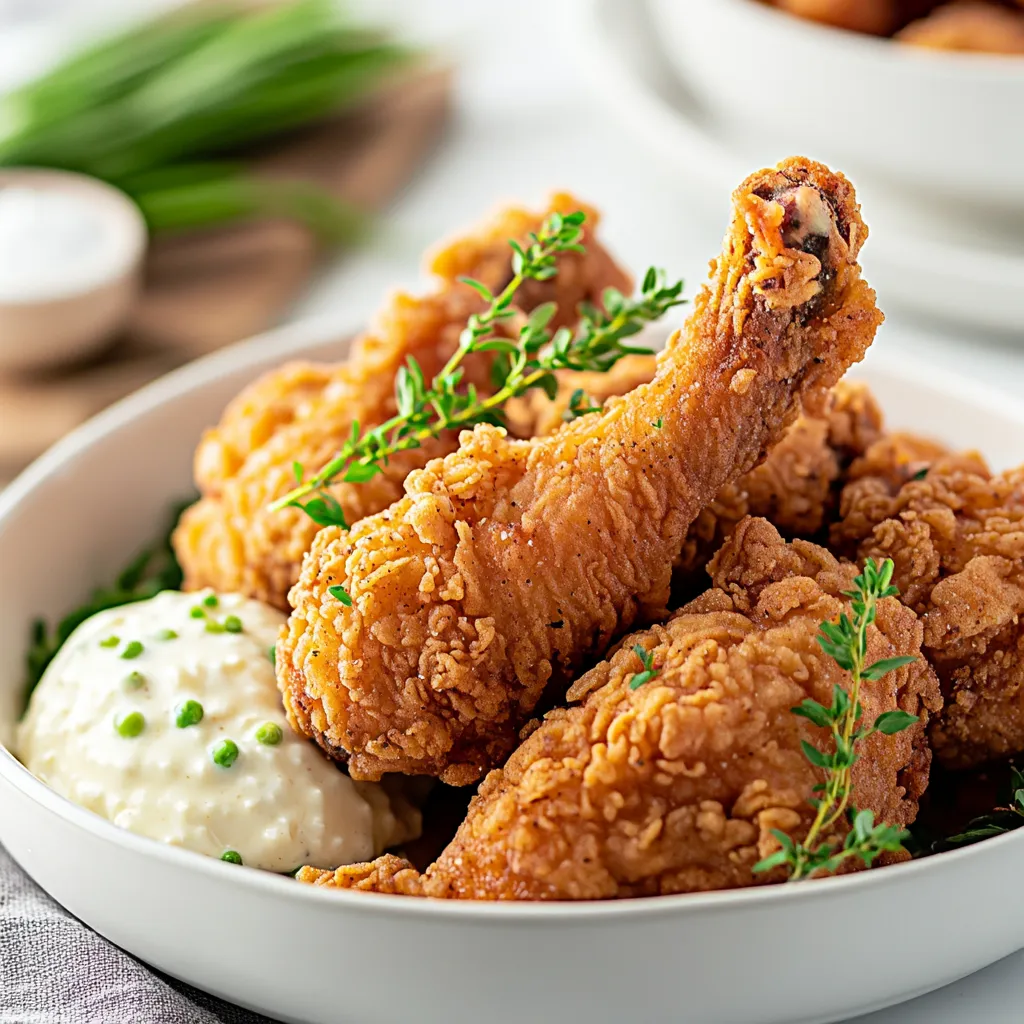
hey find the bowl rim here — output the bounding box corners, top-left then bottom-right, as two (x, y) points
(700, 0), (1024, 75)
(4, 312), (1024, 921)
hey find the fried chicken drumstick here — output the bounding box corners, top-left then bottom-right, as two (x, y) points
(278, 158), (884, 785)
(300, 519), (940, 899)
(173, 195), (630, 610)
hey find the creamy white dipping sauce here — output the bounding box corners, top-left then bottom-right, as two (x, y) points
(17, 590), (417, 872)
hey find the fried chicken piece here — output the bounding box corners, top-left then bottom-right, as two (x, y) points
(278, 158), (884, 785)
(299, 518), (940, 899)
(772, 0), (898, 35)
(896, 2), (1024, 52)
(831, 437), (1024, 769)
(173, 195), (631, 610)
(514, 360), (884, 582)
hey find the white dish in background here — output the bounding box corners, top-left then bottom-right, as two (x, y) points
(2, 315), (1024, 1024)
(653, 0), (1024, 212)
(572, 0), (1024, 335)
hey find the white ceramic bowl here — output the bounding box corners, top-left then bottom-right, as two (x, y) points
(2, 316), (1024, 1024)
(0, 168), (146, 374)
(650, 0), (1024, 212)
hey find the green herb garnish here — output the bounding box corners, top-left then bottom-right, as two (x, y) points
(120, 640), (145, 660)
(123, 671), (146, 691)
(212, 739), (239, 768)
(255, 722), (283, 746)
(628, 644), (659, 690)
(272, 221), (685, 526)
(753, 559), (919, 881)
(563, 388), (602, 421)
(222, 615), (243, 634)
(115, 711), (146, 739)
(328, 585), (352, 606)
(269, 645), (276, 665)
(202, 594), (219, 609)
(25, 500), (188, 699)
(190, 606), (206, 619)
(940, 766), (1024, 847)
(155, 628), (178, 641)
(205, 620), (226, 634)
(99, 635), (120, 648)
(175, 700), (205, 729)
(221, 850), (243, 865)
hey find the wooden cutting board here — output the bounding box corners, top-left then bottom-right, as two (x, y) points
(0, 66), (452, 485)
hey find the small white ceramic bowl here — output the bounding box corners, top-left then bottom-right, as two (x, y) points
(650, 0), (1024, 212)
(0, 168), (146, 375)
(2, 314), (1024, 1024)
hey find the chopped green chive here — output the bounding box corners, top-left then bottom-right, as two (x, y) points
(328, 585), (352, 606)
(221, 850), (243, 865)
(115, 711), (145, 738)
(255, 722), (283, 746)
(155, 628), (178, 641)
(99, 635), (120, 648)
(204, 620), (225, 634)
(120, 640), (144, 660)
(175, 700), (204, 729)
(123, 671), (146, 691)
(212, 739), (239, 768)
(269, 645), (276, 665)
(203, 594), (219, 608)
(189, 606), (206, 619)
(223, 615), (243, 634)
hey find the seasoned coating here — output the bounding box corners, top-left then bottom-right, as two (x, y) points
(173, 195), (632, 609)
(831, 437), (1024, 769)
(514, 360), (884, 581)
(278, 157), (884, 784)
(299, 519), (940, 899)
(896, 2), (1024, 52)
(677, 379), (882, 580)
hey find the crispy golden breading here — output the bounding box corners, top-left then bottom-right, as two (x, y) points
(299, 518), (940, 899)
(514, 361), (884, 580)
(173, 195), (631, 610)
(831, 437), (1024, 769)
(896, 2), (1024, 51)
(278, 158), (884, 785)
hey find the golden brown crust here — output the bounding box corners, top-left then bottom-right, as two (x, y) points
(772, 0), (898, 34)
(300, 519), (940, 900)
(173, 195), (632, 610)
(278, 158), (884, 785)
(896, 2), (1024, 52)
(831, 438), (1024, 769)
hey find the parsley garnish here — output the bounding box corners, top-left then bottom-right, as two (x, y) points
(628, 644), (660, 690)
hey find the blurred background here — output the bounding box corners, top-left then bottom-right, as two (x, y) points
(1, 0), (1022, 488)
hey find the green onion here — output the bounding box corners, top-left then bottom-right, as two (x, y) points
(190, 606), (206, 619)
(221, 850), (243, 865)
(123, 671), (146, 691)
(205, 620), (225, 634)
(223, 615), (243, 634)
(155, 628), (178, 640)
(99, 635), (120, 648)
(212, 739), (239, 768)
(255, 722), (283, 746)
(120, 640), (145, 660)
(202, 594), (219, 608)
(116, 711), (145, 738)
(175, 700), (204, 729)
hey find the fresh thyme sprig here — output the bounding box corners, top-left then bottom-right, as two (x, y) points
(563, 388), (603, 422)
(753, 558), (919, 881)
(270, 217), (686, 527)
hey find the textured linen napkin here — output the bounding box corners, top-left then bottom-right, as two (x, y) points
(0, 844), (278, 1024)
